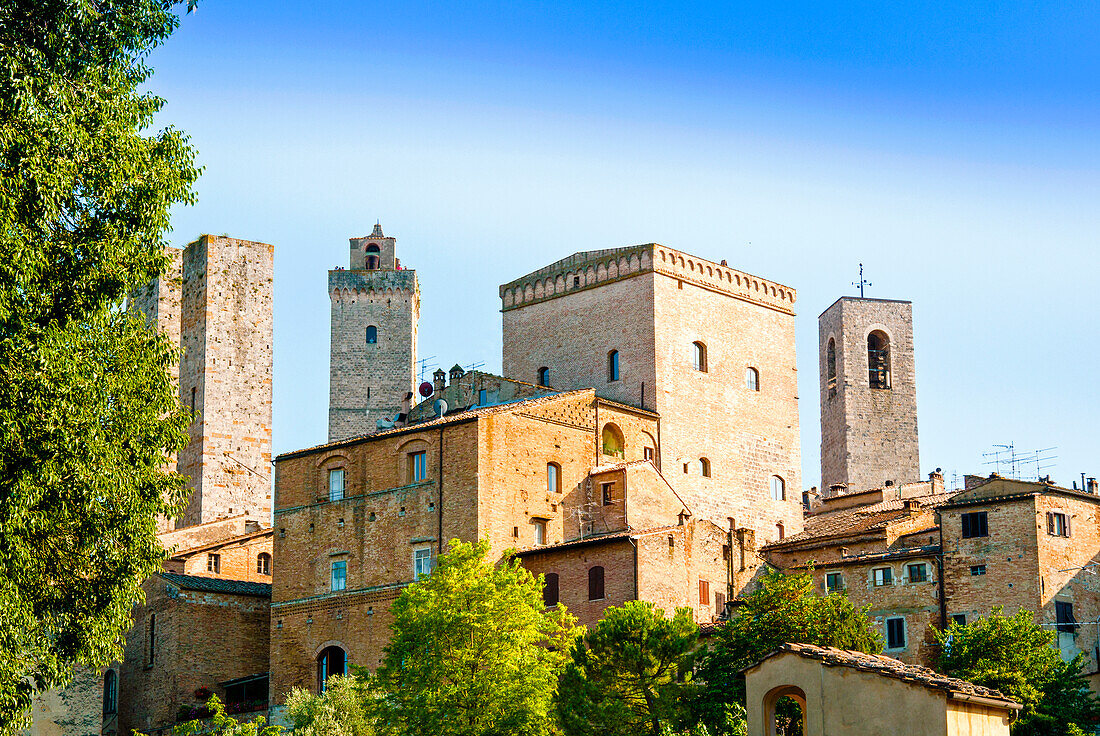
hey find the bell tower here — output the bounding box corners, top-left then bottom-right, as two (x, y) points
(819, 296), (919, 493)
(328, 224), (419, 442)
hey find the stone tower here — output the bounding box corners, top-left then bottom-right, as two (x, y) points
(131, 235), (274, 529)
(819, 296), (919, 493)
(328, 224), (419, 442)
(499, 244), (803, 542)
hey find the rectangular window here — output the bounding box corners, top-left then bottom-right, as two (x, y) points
(533, 519), (547, 546)
(601, 483), (613, 506)
(1056, 601), (1077, 634)
(970, 564), (986, 576)
(872, 567), (893, 586)
(825, 572), (844, 593)
(328, 468), (345, 502)
(907, 563), (929, 583)
(961, 511), (988, 539)
(547, 463), (560, 494)
(699, 579), (710, 605)
(207, 553), (220, 574)
(414, 547), (432, 580)
(1048, 512), (1070, 537)
(478, 389), (487, 406)
(886, 617), (906, 649)
(644, 446), (654, 461)
(715, 591), (726, 613)
(408, 451), (427, 483)
(331, 560), (347, 592)
(951, 614), (967, 627)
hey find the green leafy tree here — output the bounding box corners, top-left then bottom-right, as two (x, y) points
(285, 675), (374, 736)
(557, 601), (704, 736)
(366, 539), (576, 736)
(935, 607), (1100, 735)
(139, 695), (281, 736)
(0, 0), (199, 729)
(694, 567), (881, 735)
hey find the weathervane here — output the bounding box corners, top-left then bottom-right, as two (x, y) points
(852, 263), (871, 298)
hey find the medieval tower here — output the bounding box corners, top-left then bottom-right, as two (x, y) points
(819, 296), (919, 492)
(499, 244), (803, 542)
(131, 235), (274, 529)
(327, 224), (419, 442)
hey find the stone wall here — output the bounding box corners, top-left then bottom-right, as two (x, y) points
(819, 297), (919, 492)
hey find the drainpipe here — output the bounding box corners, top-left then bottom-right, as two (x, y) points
(629, 537), (639, 602)
(437, 426), (444, 559)
(594, 400), (600, 466)
(936, 510), (947, 629)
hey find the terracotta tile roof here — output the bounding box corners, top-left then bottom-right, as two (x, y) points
(168, 528), (273, 558)
(158, 572), (272, 598)
(763, 494), (952, 550)
(515, 524), (685, 556)
(278, 389), (594, 459)
(746, 644), (1021, 710)
(943, 477), (1100, 508)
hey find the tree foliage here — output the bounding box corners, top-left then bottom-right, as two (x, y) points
(365, 539), (576, 736)
(285, 675), (374, 736)
(140, 695), (282, 736)
(694, 567), (881, 734)
(0, 0), (198, 729)
(935, 607), (1100, 736)
(557, 601), (703, 736)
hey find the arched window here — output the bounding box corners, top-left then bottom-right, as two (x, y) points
(867, 330), (891, 389)
(365, 325), (377, 344)
(102, 670), (117, 715)
(543, 573), (560, 607)
(257, 553), (271, 576)
(317, 646), (347, 693)
(746, 367), (759, 391)
(365, 243), (380, 270)
(771, 475), (786, 501)
(601, 423), (625, 458)
(826, 337), (837, 396)
(699, 458), (711, 477)
(547, 462), (561, 493)
(777, 522), (785, 539)
(608, 350), (620, 382)
(588, 566), (605, 601)
(692, 341), (707, 372)
(537, 367), (550, 387)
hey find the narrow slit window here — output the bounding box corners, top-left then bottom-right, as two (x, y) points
(826, 338), (837, 396)
(692, 341), (707, 372)
(547, 462), (561, 494)
(608, 350), (620, 382)
(746, 367), (759, 391)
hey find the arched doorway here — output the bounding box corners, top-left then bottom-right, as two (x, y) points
(316, 645), (347, 693)
(763, 685), (806, 736)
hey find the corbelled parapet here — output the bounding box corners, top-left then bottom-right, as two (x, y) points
(499, 243), (795, 315)
(329, 268), (418, 296)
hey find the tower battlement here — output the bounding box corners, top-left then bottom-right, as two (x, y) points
(500, 243), (795, 315)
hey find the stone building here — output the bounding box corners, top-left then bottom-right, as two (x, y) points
(744, 644), (1019, 736)
(500, 244), (803, 542)
(269, 378), (768, 708)
(819, 296), (919, 493)
(130, 235), (274, 528)
(327, 224), (419, 442)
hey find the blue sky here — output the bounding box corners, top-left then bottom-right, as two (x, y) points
(149, 1), (1099, 489)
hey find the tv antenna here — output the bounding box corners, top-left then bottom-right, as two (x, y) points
(417, 355), (438, 382)
(982, 442), (1058, 481)
(852, 263), (872, 298)
(463, 361), (486, 373)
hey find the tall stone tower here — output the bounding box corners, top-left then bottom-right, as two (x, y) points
(499, 244), (802, 542)
(328, 224), (419, 442)
(131, 235), (274, 529)
(819, 296), (919, 492)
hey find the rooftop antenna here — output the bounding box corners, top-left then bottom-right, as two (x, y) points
(852, 263), (872, 298)
(463, 361), (486, 373)
(417, 355), (438, 383)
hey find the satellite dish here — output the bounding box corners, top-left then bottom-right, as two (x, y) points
(419, 381), (433, 398)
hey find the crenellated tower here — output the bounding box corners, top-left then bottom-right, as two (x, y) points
(328, 224), (419, 442)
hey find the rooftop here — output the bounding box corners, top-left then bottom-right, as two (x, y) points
(762, 494), (951, 551)
(159, 572), (272, 598)
(744, 644), (1020, 711)
(942, 476), (1099, 508)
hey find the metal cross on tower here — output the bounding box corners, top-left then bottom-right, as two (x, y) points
(852, 263), (872, 298)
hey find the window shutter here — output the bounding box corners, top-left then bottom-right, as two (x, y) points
(699, 580), (709, 604)
(1067, 515), (1072, 537)
(1047, 513), (1054, 535)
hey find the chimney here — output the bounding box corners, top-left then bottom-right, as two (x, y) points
(449, 363), (465, 383)
(396, 391), (412, 426)
(433, 368), (446, 396)
(1088, 478), (1098, 494)
(929, 468), (944, 494)
(828, 483), (847, 498)
(904, 499), (921, 512)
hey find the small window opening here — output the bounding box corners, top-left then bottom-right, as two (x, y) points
(414, 547), (433, 580)
(907, 563), (928, 583)
(407, 451), (427, 483)
(601, 483), (613, 506)
(873, 567), (893, 586)
(257, 553), (271, 575)
(608, 350), (620, 382)
(692, 341), (707, 372)
(746, 367), (759, 391)
(543, 573), (560, 607)
(770, 475), (786, 501)
(365, 325), (377, 344)
(537, 367), (550, 387)
(328, 468), (345, 502)
(533, 519), (547, 546)
(601, 423), (625, 458)
(547, 462), (561, 494)
(886, 617), (906, 649)
(826, 337), (837, 397)
(103, 670), (117, 715)
(868, 330), (891, 389)
(207, 553), (220, 573)
(698, 579), (710, 605)
(699, 457), (711, 477)
(961, 511), (988, 539)
(588, 566), (605, 600)
(776, 522), (785, 539)
(331, 560), (347, 591)
(1048, 512), (1070, 537)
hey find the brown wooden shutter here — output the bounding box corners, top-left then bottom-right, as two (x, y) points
(1047, 512), (1054, 535)
(588, 566), (604, 601)
(699, 579), (710, 604)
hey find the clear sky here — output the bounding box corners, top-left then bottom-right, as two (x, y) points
(147, 1), (1099, 490)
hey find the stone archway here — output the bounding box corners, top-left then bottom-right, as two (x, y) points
(762, 684), (807, 736)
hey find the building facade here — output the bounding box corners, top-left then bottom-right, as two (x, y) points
(499, 244), (803, 543)
(327, 224), (419, 442)
(819, 296), (919, 493)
